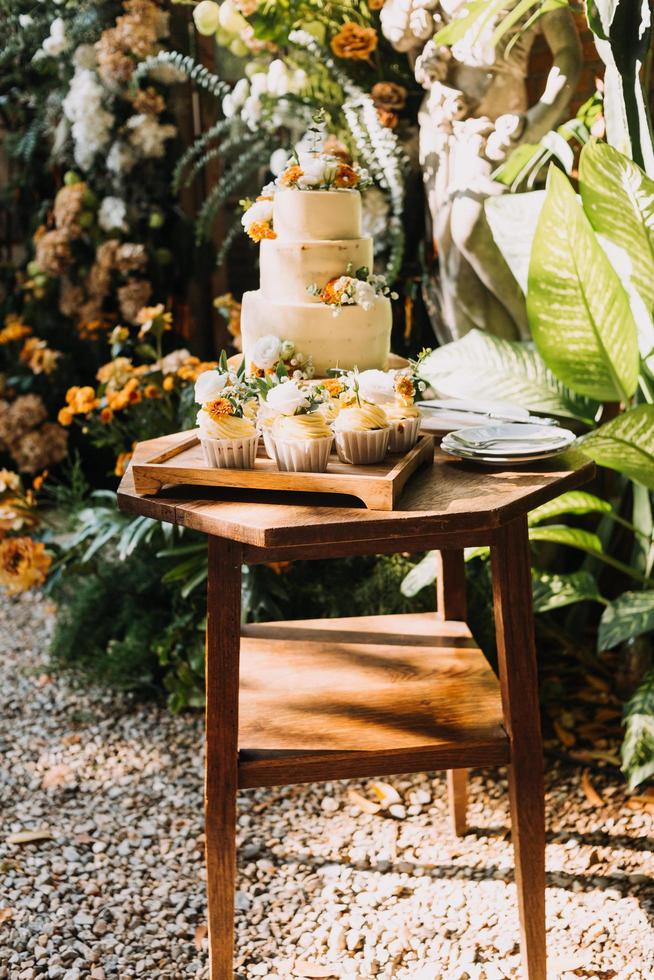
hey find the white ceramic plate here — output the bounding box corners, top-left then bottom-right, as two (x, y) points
(439, 442), (571, 467)
(443, 423), (576, 456)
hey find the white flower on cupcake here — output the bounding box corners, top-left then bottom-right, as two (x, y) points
(194, 369), (229, 404)
(266, 379), (310, 416)
(357, 369), (397, 405)
(251, 335), (282, 370)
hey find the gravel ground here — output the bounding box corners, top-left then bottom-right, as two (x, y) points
(1, 593), (653, 980)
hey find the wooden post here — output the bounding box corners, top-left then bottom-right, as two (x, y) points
(436, 549), (468, 836)
(491, 518), (546, 980)
(205, 536), (242, 979)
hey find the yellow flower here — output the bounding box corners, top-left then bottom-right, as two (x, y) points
(330, 22), (378, 61)
(57, 407), (74, 427)
(114, 451), (133, 477)
(395, 374), (415, 401)
(32, 470), (48, 492)
(19, 338), (61, 375)
(280, 165), (304, 187)
(97, 357), (135, 392)
(64, 385), (99, 414)
(247, 221), (276, 243)
(0, 537), (51, 595)
(205, 397), (234, 421)
(0, 315), (32, 345)
(135, 303), (172, 338)
(0, 470), (21, 494)
(0, 498), (35, 534)
(100, 407), (114, 424)
(143, 384), (160, 399)
(106, 378), (141, 412)
(162, 375), (175, 392)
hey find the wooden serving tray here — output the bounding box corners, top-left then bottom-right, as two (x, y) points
(131, 430), (434, 511)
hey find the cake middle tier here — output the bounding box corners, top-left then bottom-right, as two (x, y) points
(260, 238), (374, 304)
(241, 290), (392, 376)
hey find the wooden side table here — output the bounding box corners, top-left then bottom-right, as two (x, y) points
(119, 438), (594, 980)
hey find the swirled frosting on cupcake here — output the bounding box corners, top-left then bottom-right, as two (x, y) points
(332, 404), (389, 432)
(383, 400), (420, 423)
(273, 412), (332, 441)
(197, 409), (256, 440)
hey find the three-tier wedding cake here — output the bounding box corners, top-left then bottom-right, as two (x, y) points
(239, 151), (393, 377)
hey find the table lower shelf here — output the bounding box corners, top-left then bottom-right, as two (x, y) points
(236, 612), (509, 788)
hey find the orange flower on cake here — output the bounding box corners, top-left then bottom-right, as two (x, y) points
(241, 198), (275, 242)
(330, 23), (378, 61)
(0, 537), (51, 595)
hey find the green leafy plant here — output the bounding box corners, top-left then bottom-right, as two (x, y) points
(419, 139), (654, 787)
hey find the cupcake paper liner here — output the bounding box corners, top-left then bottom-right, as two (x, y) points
(272, 435), (333, 473)
(388, 415), (421, 453)
(334, 427), (390, 465)
(261, 426), (276, 460)
(201, 435), (259, 469)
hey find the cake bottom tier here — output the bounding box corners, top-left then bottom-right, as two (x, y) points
(241, 290), (392, 376)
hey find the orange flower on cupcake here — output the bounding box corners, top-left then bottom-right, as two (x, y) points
(204, 397), (235, 422)
(331, 22), (378, 61)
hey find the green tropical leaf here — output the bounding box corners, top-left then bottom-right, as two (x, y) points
(579, 141), (654, 312)
(532, 569), (603, 613)
(581, 405), (654, 489)
(528, 524), (604, 554)
(599, 590), (654, 649)
(400, 551), (437, 597)
(485, 192), (546, 292)
(418, 329), (598, 422)
(527, 165), (640, 403)
(528, 490), (613, 525)
(621, 668), (654, 790)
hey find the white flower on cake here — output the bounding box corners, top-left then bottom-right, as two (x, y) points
(276, 151), (369, 192)
(266, 380), (310, 416)
(251, 335), (282, 370)
(241, 197), (275, 243)
(249, 336), (315, 380)
(195, 369), (230, 405)
(357, 369), (397, 405)
(308, 264), (398, 315)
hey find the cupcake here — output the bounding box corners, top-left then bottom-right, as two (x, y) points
(355, 367), (422, 453)
(197, 397), (258, 469)
(266, 380), (334, 472)
(332, 402), (390, 464)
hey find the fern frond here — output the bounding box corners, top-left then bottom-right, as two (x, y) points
(172, 117), (233, 193)
(195, 139), (270, 244)
(182, 130), (261, 189)
(216, 214), (244, 267)
(133, 51), (230, 100)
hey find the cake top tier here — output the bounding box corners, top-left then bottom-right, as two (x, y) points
(241, 148), (370, 244)
(273, 189), (362, 242)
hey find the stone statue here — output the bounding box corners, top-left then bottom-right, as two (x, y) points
(381, 2), (582, 342)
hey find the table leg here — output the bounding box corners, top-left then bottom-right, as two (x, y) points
(205, 537), (242, 979)
(491, 518), (546, 980)
(437, 549), (469, 837)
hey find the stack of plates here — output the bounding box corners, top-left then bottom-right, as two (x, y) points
(441, 423), (577, 466)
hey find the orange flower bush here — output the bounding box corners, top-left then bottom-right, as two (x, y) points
(330, 23), (378, 61)
(0, 315), (32, 345)
(19, 338), (61, 375)
(0, 537), (51, 594)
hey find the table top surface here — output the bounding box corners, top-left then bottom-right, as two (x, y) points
(118, 432), (595, 549)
